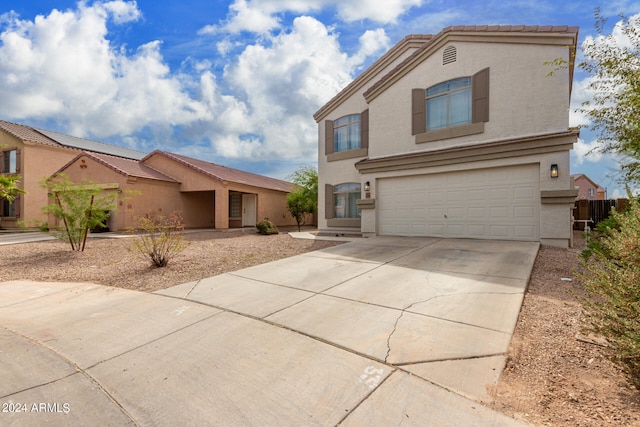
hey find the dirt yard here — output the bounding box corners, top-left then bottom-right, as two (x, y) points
(1, 230), (639, 425)
(488, 233), (640, 426)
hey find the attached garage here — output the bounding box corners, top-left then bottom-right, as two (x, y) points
(377, 165), (540, 241)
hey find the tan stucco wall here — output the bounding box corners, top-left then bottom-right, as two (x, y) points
(143, 153), (297, 228)
(0, 131), (80, 228)
(55, 155), (185, 231)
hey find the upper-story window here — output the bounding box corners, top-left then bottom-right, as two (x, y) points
(334, 114), (361, 152)
(426, 77), (472, 130)
(588, 188), (595, 198)
(412, 68), (489, 142)
(324, 109), (369, 159)
(2, 149), (17, 174)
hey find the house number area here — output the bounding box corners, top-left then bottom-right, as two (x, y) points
(358, 365), (385, 389)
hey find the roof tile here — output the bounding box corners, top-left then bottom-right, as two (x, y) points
(0, 120), (59, 146)
(145, 151), (294, 193)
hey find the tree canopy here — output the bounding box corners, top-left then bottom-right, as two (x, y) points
(0, 174), (25, 203)
(286, 166), (317, 232)
(578, 10), (640, 184)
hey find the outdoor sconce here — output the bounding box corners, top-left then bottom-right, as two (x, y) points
(550, 164), (559, 178)
(364, 181), (371, 199)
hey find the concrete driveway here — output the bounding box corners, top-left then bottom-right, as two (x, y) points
(0, 236), (537, 426)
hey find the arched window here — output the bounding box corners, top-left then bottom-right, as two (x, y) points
(333, 114), (361, 152)
(426, 77), (472, 130)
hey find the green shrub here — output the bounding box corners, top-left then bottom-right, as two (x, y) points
(130, 211), (189, 267)
(579, 197), (640, 389)
(41, 174), (115, 251)
(256, 219), (278, 235)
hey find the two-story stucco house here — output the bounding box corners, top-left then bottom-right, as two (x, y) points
(315, 25), (579, 248)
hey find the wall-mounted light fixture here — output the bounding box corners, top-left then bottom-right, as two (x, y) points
(550, 164), (559, 178)
(364, 181), (371, 199)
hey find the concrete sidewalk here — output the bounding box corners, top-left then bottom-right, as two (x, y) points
(0, 237), (537, 426)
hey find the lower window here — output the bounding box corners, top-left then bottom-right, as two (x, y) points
(334, 183), (361, 218)
(2, 199), (16, 217)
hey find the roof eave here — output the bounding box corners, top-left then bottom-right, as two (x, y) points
(313, 34), (432, 122)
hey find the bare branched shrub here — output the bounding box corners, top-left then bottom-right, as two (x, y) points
(130, 211), (189, 267)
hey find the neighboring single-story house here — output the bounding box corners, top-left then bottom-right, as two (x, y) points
(51, 150), (297, 231)
(315, 25), (579, 248)
(572, 173), (606, 200)
(1, 119), (298, 231)
(0, 120), (144, 229)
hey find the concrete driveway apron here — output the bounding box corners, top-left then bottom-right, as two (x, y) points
(0, 237), (537, 426)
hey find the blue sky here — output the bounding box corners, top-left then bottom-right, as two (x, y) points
(0, 1), (638, 197)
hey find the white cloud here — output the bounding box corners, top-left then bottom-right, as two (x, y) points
(218, 16), (354, 160)
(0, 1), (208, 139)
(336, 0), (423, 23)
(572, 137), (604, 165)
(0, 1), (391, 166)
(100, 0), (141, 24)
(199, 0), (280, 35)
(348, 29), (391, 69)
(569, 76), (593, 128)
(200, 0), (424, 35)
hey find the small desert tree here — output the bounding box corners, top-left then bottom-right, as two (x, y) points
(41, 174), (115, 251)
(286, 166), (317, 231)
(130, 211), (189, 267)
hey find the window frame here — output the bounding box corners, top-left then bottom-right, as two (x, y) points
(1, 149), (18, 174)
(325, 109), (369, 161)
(332, 183), (361, 219)
(324, 183), (362, 228)
(412, 68), (489, 143)
(333, 114), (361, 153)
(425, 77), (472, 130)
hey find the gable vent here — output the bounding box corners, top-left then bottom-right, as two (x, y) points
(443, 45), (457, 65)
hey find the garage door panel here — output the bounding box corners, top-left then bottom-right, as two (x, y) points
(490, 206), (510, 219)
(377, 165), (539, 241)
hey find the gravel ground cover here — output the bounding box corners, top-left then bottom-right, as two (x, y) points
(0, 230), (341, 292)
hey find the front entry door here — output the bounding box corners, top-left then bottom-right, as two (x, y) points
(242, 194), (257, 226)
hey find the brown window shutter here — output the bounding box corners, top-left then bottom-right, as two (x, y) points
(472, 67), (490, 123)
(324, 184), (334, 219)
(0, 151), (4, 173)
(15, 194), (21, 217)
(360, 109), (369, 149)
(15, 148), (20, 173)
(411, 89), (426, 135)
(325, 120), (334, 155)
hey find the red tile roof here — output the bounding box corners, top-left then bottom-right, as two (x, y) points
(57, 151), (178, 182)
(145, 151), (293, 192)
(0, 120), (60, 146)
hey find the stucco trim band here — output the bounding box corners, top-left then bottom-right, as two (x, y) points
(355, 130), (578, 174)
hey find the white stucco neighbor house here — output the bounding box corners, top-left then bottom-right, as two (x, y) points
(314, 25), (579, 248)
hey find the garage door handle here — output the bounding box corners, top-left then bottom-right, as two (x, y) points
(444, 214), (448, 219)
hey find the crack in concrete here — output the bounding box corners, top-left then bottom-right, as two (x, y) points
(384, 272), (444, 363)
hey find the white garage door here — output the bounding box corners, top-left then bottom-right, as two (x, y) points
(377, 165), (539, 240)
